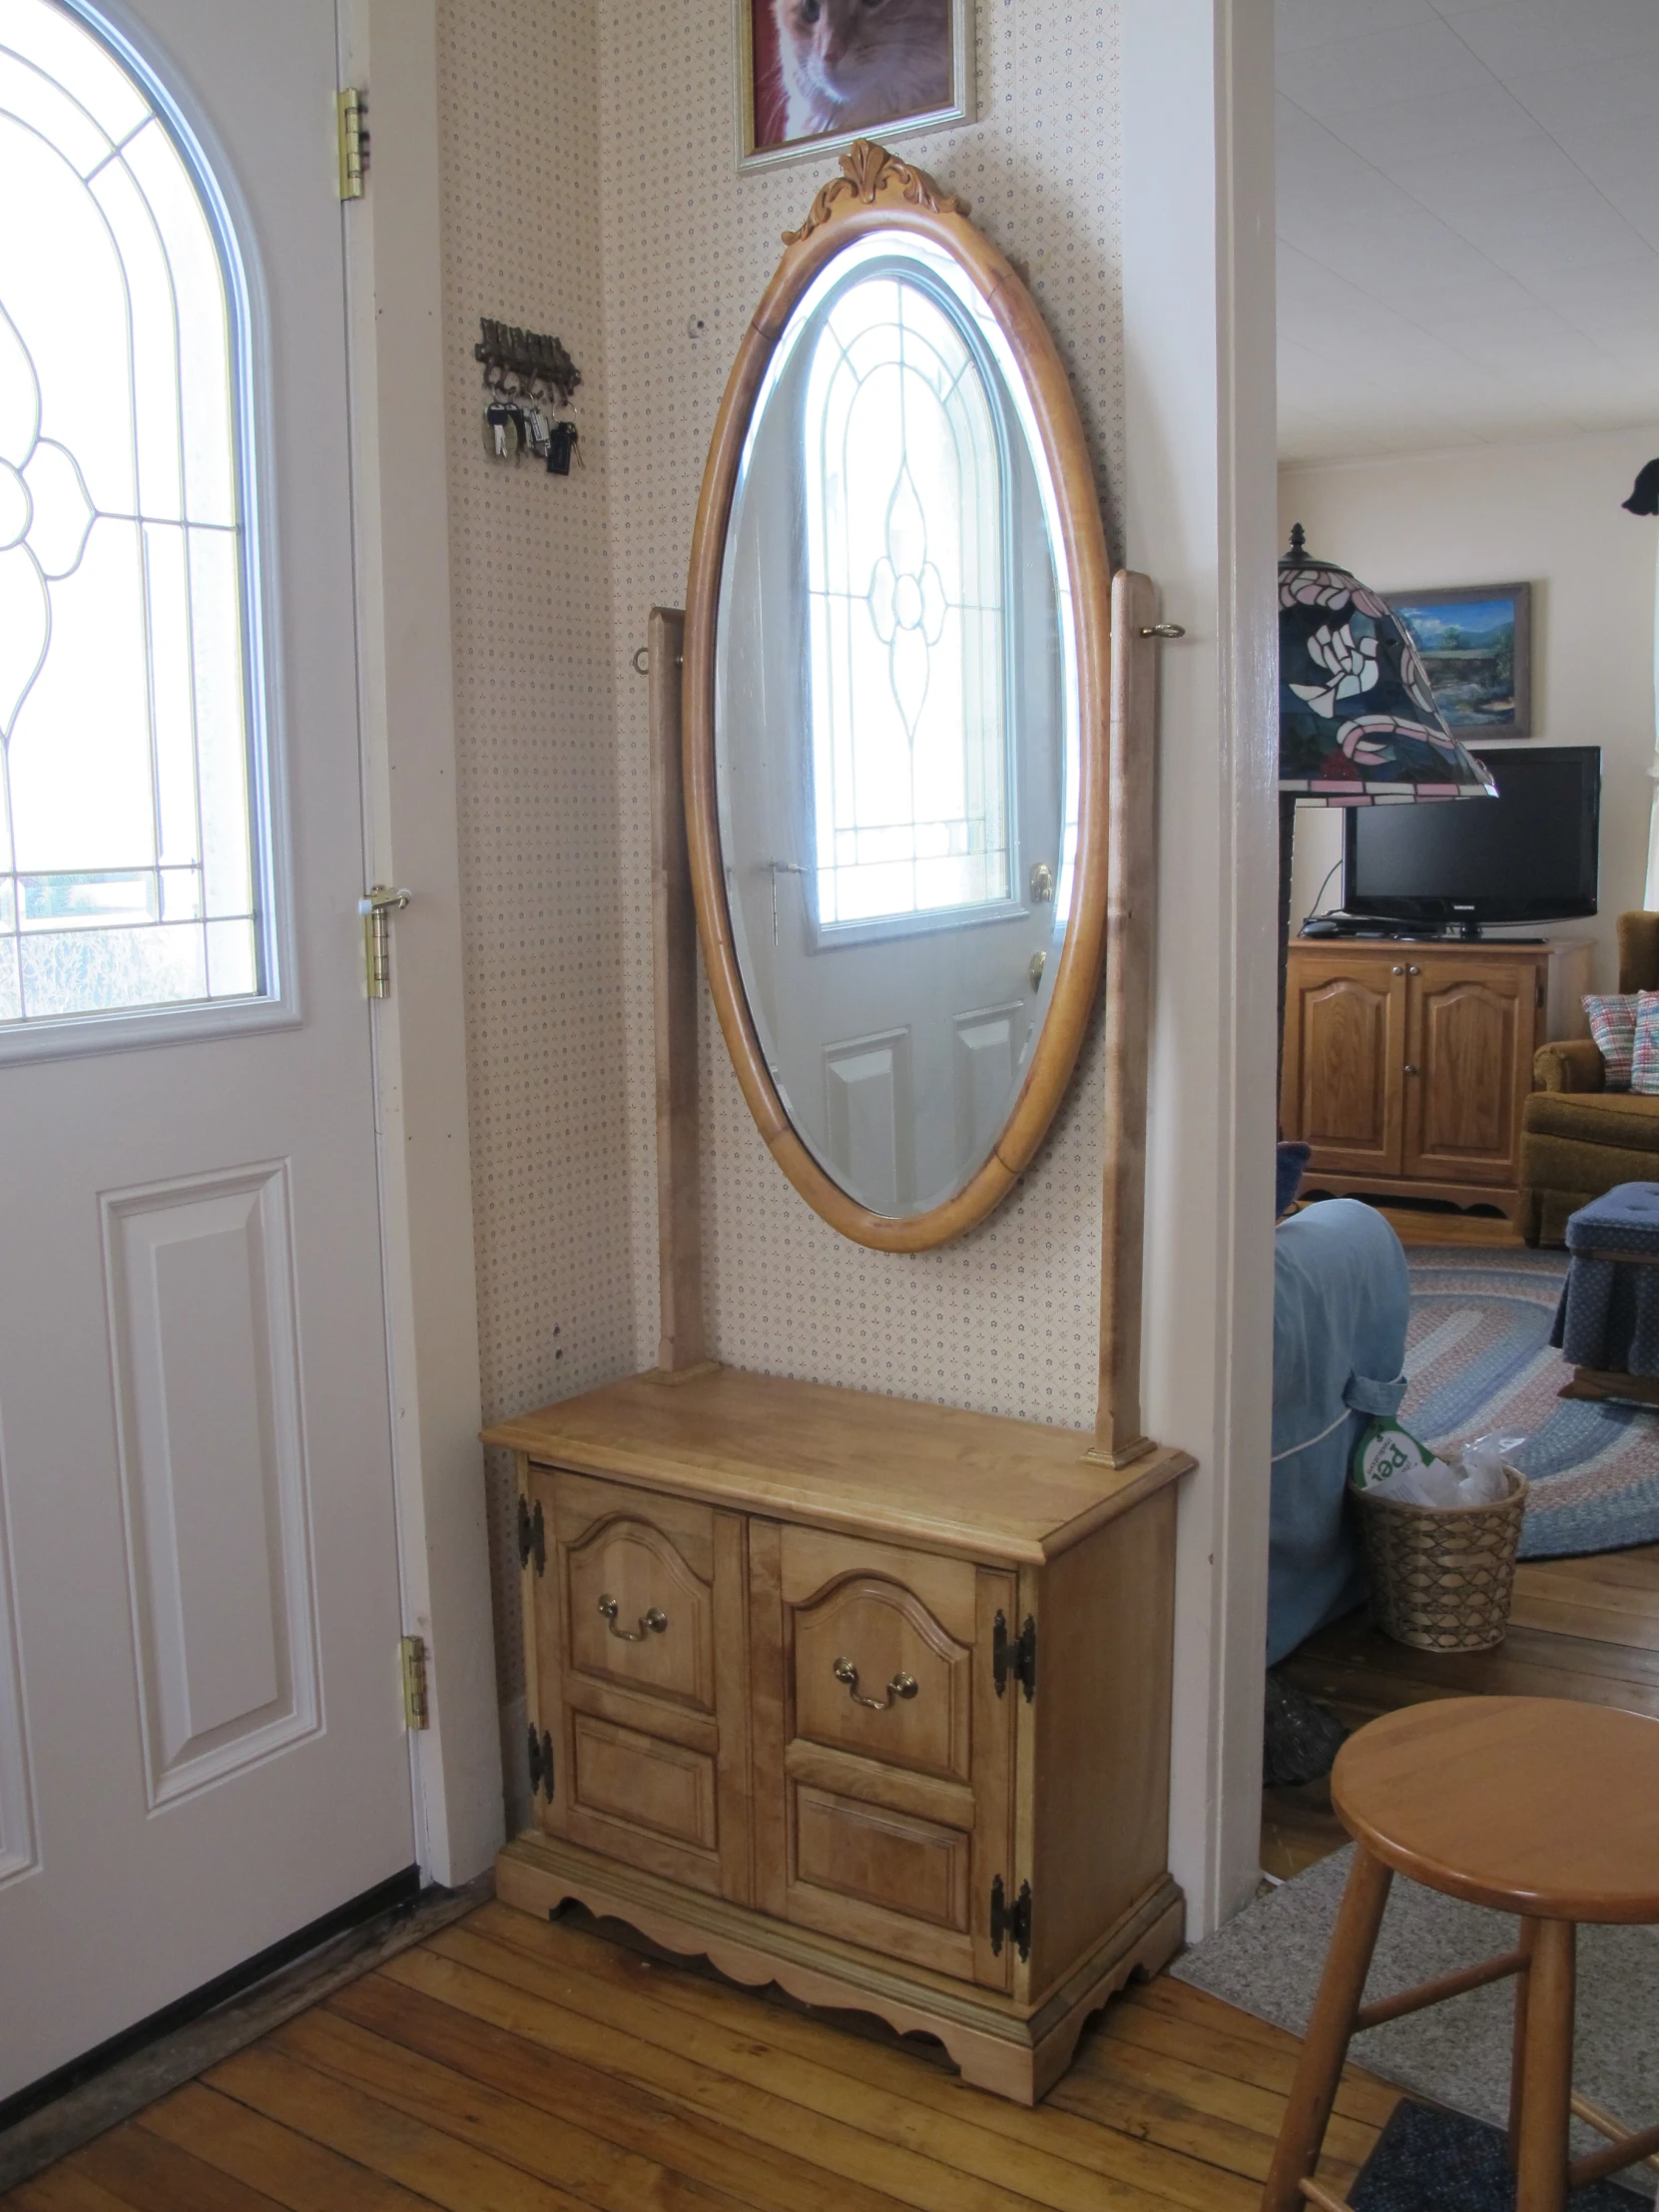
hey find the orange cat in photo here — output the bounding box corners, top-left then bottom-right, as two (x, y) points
(772, 0), (951, 143)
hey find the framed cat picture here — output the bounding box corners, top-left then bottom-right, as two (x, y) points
(737, 0), (976, 171)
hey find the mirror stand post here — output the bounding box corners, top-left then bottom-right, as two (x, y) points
(1090, 572), (1160, 1468)
(648, 604), (715, 1380)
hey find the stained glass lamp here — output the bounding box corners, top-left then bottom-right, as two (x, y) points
(1279, 526), (1497, 809)
(1276, 527), (1496, 1086)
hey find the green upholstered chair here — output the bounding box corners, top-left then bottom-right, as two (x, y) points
(1521, 911), (1659, 1245)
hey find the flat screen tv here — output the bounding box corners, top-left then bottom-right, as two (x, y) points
(1342, 745), (1600, 937)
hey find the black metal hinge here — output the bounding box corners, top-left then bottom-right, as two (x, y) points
(526, 1724), (555, 1802)
(991, 1611), (1037, 1701)
(517, 1494), (546, 1574)
(989, 1875), (1032, 1961)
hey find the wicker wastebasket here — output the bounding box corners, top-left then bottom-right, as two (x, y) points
(1355, 1466), (1528, 1653)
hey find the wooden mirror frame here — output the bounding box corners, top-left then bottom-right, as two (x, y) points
(683, 140), (1114, 1254)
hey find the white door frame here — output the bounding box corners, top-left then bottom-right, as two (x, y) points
(337, 0), (502, 1889)
(1123, 0), (1279, 1937)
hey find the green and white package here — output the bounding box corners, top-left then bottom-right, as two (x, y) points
(1350, 1415), (1440, 1500)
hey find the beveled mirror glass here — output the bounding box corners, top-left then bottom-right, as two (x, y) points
(685, 144), (1114, 1251)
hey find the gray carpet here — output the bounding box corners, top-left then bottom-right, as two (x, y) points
(1175, 1846), (1659, 2198)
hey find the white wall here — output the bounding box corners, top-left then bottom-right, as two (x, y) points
(1283, 429), (1659, 994)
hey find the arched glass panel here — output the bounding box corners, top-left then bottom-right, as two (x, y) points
(0, 0), (265, 1029)
(803, 273), (1010, 931)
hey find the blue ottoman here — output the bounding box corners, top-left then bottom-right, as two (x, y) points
(1551, 1181), (1659, 1403)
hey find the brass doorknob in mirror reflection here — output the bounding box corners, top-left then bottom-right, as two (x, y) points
(832, 1656), (919, 1710)
(598, 1595), (668, 1642)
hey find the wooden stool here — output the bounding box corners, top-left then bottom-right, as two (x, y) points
(1262, 1697), (1659, 2212)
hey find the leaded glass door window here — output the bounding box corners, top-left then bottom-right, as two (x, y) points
(803, 271), (1012, 933)
(0, 0), (268, 1033)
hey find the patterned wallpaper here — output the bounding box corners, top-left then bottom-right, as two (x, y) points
(438, 0), (1126, 1709)
(437, 0), (634, 1704)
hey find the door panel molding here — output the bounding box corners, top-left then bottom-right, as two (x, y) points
(101, 1162), (319, 1808)
(0, 1424), (36, 1886)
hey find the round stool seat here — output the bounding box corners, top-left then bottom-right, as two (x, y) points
(1332, 1696), (1659, 1924)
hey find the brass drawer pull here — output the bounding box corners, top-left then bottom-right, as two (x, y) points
(832, 1656), (918, 1710)
(599, 1595), (668, 1642)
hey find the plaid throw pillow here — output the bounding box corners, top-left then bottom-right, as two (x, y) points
(1629, 993), (1659, 1094)
(1587, 992), (1641, 1090)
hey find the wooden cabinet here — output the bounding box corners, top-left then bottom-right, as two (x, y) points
(489, 1365), (1190, 2104)
(1282, 936), (1591, 1222)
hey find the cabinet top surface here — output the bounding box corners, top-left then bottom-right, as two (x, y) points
(483, 1366), (1191, 1563)
(1291, 935), (1589, 958)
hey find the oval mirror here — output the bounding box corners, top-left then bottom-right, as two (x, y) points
(685, 143), (1113, 1252)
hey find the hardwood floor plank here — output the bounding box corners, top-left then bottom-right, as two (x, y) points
(1, 2170), (138, 2212)
(1065, 2028), (1381, 2170)
(203, 2044), (595, 2212)
(1519, 1547), (1659, 1596)
(138, 2082), (436, 2212)
(276, 2002), (806, 2212)
(1505, 1590), (1659, 1650)
(65, 2125), (288, 2212)
(1099, 1995), (1399, 2131)
(463, 1905), (1258, 2206)
(1280, 1620), (1659, 1720)
(1045, 2064), (1361, 2201)
(326, 1957), (908, 2212)
(390, 1930), (1230, 2212)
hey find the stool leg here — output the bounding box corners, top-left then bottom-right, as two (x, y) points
(1516, 1919), (1575, 2212)
(1508, 1917), (1537, 2168)
(1262, 1847), (1393, 2212)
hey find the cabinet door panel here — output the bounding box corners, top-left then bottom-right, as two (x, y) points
(1404, 962), (1531, 1184)
(561, 1482), (716, 1711)
(793, 1574), (970, 1781)
(532, 1466), (751, 1904)
(754, 1524), (1014, 1990)
(572, 1714), (718, 1852)
(795, 1785), (971, 1934)
(1282, 954), (1405, 1175)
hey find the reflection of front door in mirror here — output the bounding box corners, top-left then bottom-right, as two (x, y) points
(685, 140), (1114, 1251)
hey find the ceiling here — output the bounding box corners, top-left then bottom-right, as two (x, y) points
(1276, 0), (1659, 463)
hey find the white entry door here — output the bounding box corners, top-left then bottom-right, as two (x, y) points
(0, 0), (415, 2099)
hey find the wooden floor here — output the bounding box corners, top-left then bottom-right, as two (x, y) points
(1324, 1201), (1524, 1251)
(2, 1901), (1402, 2212)
(1264, 1542), (1659, 1878)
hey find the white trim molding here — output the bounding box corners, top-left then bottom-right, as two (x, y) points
(1121, 0), (1278, 1938)
(337, 0), (503, 1887)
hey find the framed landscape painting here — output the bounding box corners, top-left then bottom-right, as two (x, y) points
(1390, 581), (1533, 737)
(737, 0), (975, 172)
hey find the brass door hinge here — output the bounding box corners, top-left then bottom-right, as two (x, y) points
(990, 1875), (1032, 1961)
(991, 1610), (1036, 1701)
(399, 1634), (429, 1730)
(360, 885), (410, 998)
(337, 88), (367, 200)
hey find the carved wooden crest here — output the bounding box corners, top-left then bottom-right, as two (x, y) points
(782, 138), (971, 248)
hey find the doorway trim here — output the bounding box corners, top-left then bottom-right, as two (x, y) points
(1122, 0), (1278, 1938)
(336, 0), (503, 1887)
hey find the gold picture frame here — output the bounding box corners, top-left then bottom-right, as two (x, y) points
(736, 0), (976, 174)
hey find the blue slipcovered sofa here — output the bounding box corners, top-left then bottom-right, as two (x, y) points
(1269, 1199), (1410, 1665)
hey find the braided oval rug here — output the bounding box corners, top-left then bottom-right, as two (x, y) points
(1401, 1247), (1659, 1559)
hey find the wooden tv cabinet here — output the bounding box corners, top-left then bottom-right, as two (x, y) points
(1282, 935), (1592, 1226)
(485, 1364), (1192, 2103)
